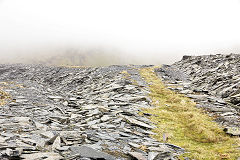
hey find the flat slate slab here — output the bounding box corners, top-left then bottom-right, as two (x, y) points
(70, 146), (115, 160)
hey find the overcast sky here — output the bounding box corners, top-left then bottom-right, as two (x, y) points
(0, 0), (240, 64)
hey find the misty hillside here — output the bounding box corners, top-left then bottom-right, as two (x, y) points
(28, 50), (126, 66)
(0, 49), (125, 66)
(0, 48), (163, 66)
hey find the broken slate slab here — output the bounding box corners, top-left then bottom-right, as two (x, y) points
(122, 115), (156, 129)
(51, 136), (61, 151)
(128, 152), (147, 160)
(5, 148), (23, 157)
(100, 115), (111, 122)
(12, 117), (30, 124)
(148, 152), (160, 160)
(224, 127), (240, 136)
(21, 152), (62, 160)
(48, 96), (63, 100)
(69, 145), (115, 160)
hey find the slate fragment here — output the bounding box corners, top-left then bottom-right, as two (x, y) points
(69, 145), (115, 160)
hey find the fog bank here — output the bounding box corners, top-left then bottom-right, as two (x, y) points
(0, 0), (240, 65)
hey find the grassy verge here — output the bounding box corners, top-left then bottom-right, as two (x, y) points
(140, 67), (240, 159)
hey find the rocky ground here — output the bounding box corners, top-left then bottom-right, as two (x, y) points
(156, 54), (240, 136)
(1, 53), (240, 160)
(0, 64), (184, 160)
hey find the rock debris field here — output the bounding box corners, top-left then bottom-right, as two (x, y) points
(0, 64), (184, 160)
(0, 53), (239, 160)
(156, 54), (240, 136)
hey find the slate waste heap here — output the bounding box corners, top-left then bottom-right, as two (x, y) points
(1, 53), (239, 160)
(156, 53), (240, 136)
(0, 64), (184, 160)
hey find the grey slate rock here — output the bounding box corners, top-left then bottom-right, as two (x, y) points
(0, 64), (183, 159)
(156, 54), (240, 129)
(223, 127), (240, 136)
(70, 145), (115, 160)
(128, 152), (147, 160)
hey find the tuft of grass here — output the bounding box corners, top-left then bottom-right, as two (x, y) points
(140, 67), (240, 160)
(0, 89), (10, 106)
(121, 70), (130, 77)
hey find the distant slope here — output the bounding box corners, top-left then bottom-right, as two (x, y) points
(0, 47), (165, 66)
(1, 48), (127, 66)
(31, 51), (125, 66)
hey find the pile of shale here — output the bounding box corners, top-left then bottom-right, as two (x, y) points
(0, 64), (183, 160)
(156, 54), (240, 136)
(1, 53), (240, 160)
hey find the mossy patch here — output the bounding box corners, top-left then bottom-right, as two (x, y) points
(0, 82), (13, 105)
(0, 89), (10, 106)
(140, 67), (240, 160)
